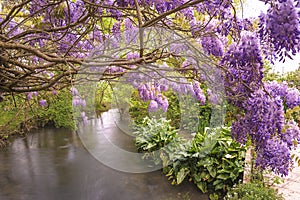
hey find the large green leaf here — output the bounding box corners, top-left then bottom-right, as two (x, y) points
(196, 182), (207, 193)
(207, 166), (217, 178)
(216, 173), (230, 180)
(176, 167), (190, 184)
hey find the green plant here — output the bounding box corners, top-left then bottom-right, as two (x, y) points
(224, 182), (284, 200)
(129, 91), (149, 124)
(133, 117), (184, 165)
(134, 117), (179, 152)
(95, 81), (113, 112)
(134, 117), (246, 197)
(169, 127), (246, 194)
(37, 89), (76, 130)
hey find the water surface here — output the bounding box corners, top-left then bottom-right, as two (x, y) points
(0, 111), (207, 200)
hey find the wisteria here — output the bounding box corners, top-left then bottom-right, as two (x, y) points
(39, 99), (47, 107)
(259, 0), (300, 61)
(221, 32), (264, 108)
(200, 35), (224, 57)
(132, 75), (206, 112)
(265, 81), (300, 109)
(229, 88), (298, 175)
(1, 0), (300, 178)
(286, 88), (300, 109)
(70, 87), (87, 124)
(256, 139), (291, 176)
(281, 120), (300, 149)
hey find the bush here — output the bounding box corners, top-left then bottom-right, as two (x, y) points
(162, 126), (246, 195)
(37, 89), (76, 130)
(133, 117), (246, 197)
(224, 182), (284, 200)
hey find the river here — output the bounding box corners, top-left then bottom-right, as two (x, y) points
(0, 110), (207, 200)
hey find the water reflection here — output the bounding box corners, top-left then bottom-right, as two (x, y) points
(0, 112), (207, 200)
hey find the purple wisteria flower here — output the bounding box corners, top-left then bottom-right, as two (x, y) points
(256, 139), (291, 176)
(148, 100), (159, 112)
(286, 88), (300, 108)
(265, 81), (300, 108)
(221, 32), (264, 107)
(192, 81), (206, 105)
(51, 90), (57, 95)
(259, 0), (300, 61)
(281, 120), (300, 148)
(72, 96), (86, 107)
(39, 99), (47, 107)
(27, 92), (33, 101)
(200, 35), (224, 57)
(70, 87), (79, 96)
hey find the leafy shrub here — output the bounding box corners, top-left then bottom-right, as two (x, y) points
(224, 182), (284, 200)
(37, 89), (76, 130)
(134, 117), (246, 197)
(134, 117), (179, 152)
(164, 127), (246, 194)
(129, 91), (149, 125)
(95, 81), (113, 112)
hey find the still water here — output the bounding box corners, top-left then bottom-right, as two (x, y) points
(0, 111), (207, 200)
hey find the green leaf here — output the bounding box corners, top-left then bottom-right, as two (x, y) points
(207, 166), (217, 178)
(176, 167), (189, 184)
(214, 182), (224, 191)
(166, 168), (174, 177)
(196, 182), (207, 193)
(213, 179), (222, 186)
(216, 173), (230, 180)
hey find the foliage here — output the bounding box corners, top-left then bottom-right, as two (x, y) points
(134, 117), (179, 152)
(0, 0), (300, 177)
(130, 90), (212, 130)
(133, 117), (246, 197)
(0, 89), (76, 145)
(186, 127), (246, 194)
(129, 91), (150, 125)
(36, 89), (76, 130)
(95, 81), (113, 113)
(0, 95), (32, 145)
(224, 182), (284, 200)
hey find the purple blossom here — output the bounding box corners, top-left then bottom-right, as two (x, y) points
(256, 139), (291, 176)
(148, 100), (159, 112)
(286, 88), (300, 108)
(192, 81), (206, 105)
(39, 99), (47, 107)
(265, 81), (288, 99)
(70, 87), (79, 96)
(51, 90), (57, 95)
(27, 92), (33, 101)
(281, 120), (300, 148)
(207, 89), (220, 105)
(72, 97), (86, 107)
(265, 81), (300, 108)
(259, 0), (300, 61)
(231, 117), (249, 145)
(221, 32), (264, 107)
(231, 88), (296, 176)
(200, 35), (224, 57)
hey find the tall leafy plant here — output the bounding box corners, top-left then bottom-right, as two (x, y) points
(133, 117), (246, 197)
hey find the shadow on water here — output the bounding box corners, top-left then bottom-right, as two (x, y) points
(0, 111), (208, 200)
